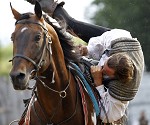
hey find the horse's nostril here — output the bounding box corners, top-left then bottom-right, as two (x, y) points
(10, 71), (26, 81)
(9, 71), (27, 90)
(17, 72), (26, 80)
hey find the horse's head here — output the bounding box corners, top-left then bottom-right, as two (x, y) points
(9, 2), (52, 90)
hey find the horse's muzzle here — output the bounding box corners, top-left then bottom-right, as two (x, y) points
(9, 70), (29, 90)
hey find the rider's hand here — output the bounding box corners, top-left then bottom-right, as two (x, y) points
(90, 65), (103, 87)
(78, 44), (88, 56)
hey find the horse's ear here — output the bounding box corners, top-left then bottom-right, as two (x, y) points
(34, 1), (42, 19)
(10, 2), (22, 20)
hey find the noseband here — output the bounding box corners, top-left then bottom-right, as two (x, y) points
(10, 20), (52, 75)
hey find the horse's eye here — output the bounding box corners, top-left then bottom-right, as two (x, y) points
(34, 34), (41, 42)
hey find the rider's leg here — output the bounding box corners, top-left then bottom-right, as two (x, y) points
(26, 0), (111, 42)
(52, 3), (111, 42)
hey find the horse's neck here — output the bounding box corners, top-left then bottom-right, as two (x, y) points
(47, 23), (69, 82)
(36, 59), (70, 110)
(36, 65), (78, 122)
(35, 24), (78, 119)
(37, 61), (69, 97)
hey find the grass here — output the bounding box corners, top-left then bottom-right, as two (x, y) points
(73, 36), (87, 46)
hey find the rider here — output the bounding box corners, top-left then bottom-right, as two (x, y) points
(26, 0), (144, 124)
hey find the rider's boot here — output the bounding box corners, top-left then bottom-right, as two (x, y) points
(52, 3), (110, 42)
(26, 0), (58, 16)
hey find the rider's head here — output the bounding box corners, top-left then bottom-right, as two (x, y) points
(103, 53), (134, 83)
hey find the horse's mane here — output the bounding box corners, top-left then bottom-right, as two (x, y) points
(43, 15), (80, 63)
(16, 13), (80, 63)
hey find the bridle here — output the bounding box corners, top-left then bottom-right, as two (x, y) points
(10, 20), (52, 76)
(11, 19), (73, 98)
(10, 19), (78, 125)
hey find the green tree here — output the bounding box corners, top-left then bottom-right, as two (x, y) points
(0, 44), (12, 76)
(89, 0), (150, 71)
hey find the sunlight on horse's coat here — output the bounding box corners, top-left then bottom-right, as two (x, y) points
(92, 112), (97, 125)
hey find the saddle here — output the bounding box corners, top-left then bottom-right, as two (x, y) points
(79, 57), (111, 88)
(79, 56), (99, 84)
(69, 57), (112, 125)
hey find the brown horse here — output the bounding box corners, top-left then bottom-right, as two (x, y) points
(9, 2), (96, 125)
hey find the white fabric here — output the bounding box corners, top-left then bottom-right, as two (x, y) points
(87, 29), (132, 66)
(98, 54), (108, 66)
(96, 85), (129, 123)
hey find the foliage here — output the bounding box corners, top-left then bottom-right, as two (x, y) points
(73, 36), (87, 46)
(0, 44), (12, 76)
(89, 0), (150, 71)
